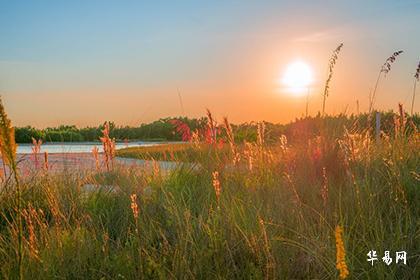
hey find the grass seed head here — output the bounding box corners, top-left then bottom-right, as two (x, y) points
(212, 171), (221, 202)
(335, 225), (349, 279)
(415, 61), (420, 81)
(381, 50), (403, 75)
(92, 146), (100, 170)
(0, 97), (17, 166)
(130, 194), (139, 219)
(322, 43), (343, 115)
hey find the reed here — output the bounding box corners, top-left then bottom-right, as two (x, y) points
(411, 61), (420, 115)
(206, 109), (218, 144)
(130, 194), (139, 221)
(212, 171), (221, 204)
(223, 117), (234, 150)
(100, 122), (116, 171)
(369, 50), (403, 113)
(223, 117), (240, 164)
(31, 138), (42, 169)
(322, 43), (344, 115)
(21, 204), (39, 261)
(91, 146), (100, 170)
(0, 97), (22, 279)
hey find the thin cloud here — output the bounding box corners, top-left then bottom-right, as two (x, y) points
(293, 30), (341, 43)
(293, 24), (365, 43)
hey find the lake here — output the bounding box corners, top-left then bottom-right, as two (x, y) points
(16, 141), (160, 154)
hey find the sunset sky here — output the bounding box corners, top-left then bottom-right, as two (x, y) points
(1, 0), (419, 127)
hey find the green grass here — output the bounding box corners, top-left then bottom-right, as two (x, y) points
(116, 142), (232, 165)
(0, 123), (419, 279)
(116, 143), (194, 161)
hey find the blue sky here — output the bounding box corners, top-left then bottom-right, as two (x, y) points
(1, 0), (419, 127)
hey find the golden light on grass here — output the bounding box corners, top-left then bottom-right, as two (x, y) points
(281, 60), (313, 96)
(335, 225), (349, 279)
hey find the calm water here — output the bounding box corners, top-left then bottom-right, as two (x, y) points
(16, 142), (160, 154)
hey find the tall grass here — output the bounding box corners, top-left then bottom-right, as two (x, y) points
(411, 61), (420, 115)
(0, 97), (22, 279)
(369, 51), (403, 114)
(0, 104), (418, 278)
(100, 122), (116, 171)
(322, 43), (344, 116)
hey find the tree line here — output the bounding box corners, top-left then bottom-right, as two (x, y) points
(14, 112), (419, 144)
(14, 117), (205, 143)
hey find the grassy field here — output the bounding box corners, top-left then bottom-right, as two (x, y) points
(0, 109), (419, 279)
(116, 143), (197, 162)
(116, 142), (233, 165)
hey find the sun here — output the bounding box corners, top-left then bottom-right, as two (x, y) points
(281, 61), (313, 95)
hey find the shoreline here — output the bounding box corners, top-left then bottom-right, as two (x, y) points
(1, 152), (180, 175)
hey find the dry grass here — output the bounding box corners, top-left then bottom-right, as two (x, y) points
(0, 113), (418, 278)
(369, 50), (404, 113)
(411, 60), (420, 115)
(322, 43), (344, 115)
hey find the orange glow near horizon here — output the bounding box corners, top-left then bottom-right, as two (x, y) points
(2, 2), (420, 127)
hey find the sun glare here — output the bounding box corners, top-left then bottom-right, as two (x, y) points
(281, 61), (313, 95)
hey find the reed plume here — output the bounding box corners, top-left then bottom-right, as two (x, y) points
(279, 134), (288, 153)
(191, 129), (200, 147)
(22, 204), (40, 261)
(223, 117), (234, 148)
(223, 117), (239, 164)
(31, 138), (42, 169)
(100, 122), (115, 171)
(206, 109), (218, 144)
(130, 194), (139, 220)
(411, 60), (420, 115)
(0, 96), (23, 279)
(322, 43), (344, 115)
(394, 103), (407, 137)
(92, 146), (100, 170)
(0, 99), (17, 165)
(44, 186), (63, 227)
(244, 142), (254, 171)
(212, 171), (221, 204)
(369, 50), (403, 113)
